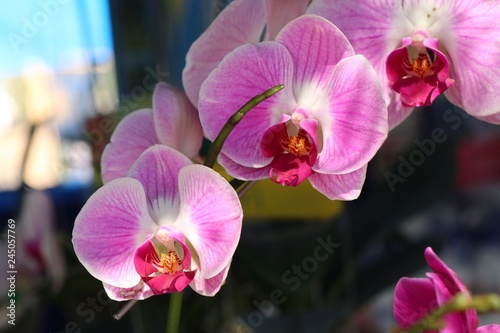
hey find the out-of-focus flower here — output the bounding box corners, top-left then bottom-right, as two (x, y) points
(182, 0), (311, 107)
(394, 247), (500, 332)
(73, 145), (242, 300)
(0, 190), (65, 329)
(101, 82), (202, 184)
(15, 190), (66, 292)
(308, 0), (500, 128)
(197, 15), (387, 200)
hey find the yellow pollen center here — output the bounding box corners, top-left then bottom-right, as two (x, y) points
(287, 133), (310, 156)
(288, 136), (306, 155)
(412, 56), (432, 78)
(160, 251), (181, 274)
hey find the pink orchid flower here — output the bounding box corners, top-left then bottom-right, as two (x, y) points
(182, 0), (311, 107)
(197, 15), (387, 200)
(308, 0), (500, 128)
(1, 190), (65, 294)
(101, 82), (203, 184)
(73, 145), (242, 300)
(394, 247), (500, 332)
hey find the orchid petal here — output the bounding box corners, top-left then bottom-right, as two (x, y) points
(103, 281), (154, 301)
(198, 41), (295, 167)
(218, 152), (270, 181)
(262, 122), (289, 158)
(424, 247), (469, 296)
(424, 247), (478, 332)
(263, 0), (310, 41)
(307, 0), (413, 129)
(308, 165), (367, 200)
(307, 0), (410, 60)
(146, 272), (195, 295)
(72, 178), (157, 288)
(153, 82), (203, 160)
(388, 92), (414, 129)
(182, 0), (266, 107)
(127, 145), (192, 224)
(427, 272), (474, 333)
(276, 15), (355, 94)
(477, 112), (500, 125)
(190, 263), (231, 297)
(393, 277), (437, 329)
(269, 154), (313, 187)
(477, 325), (500, 333)
(101, 109), (159, 184)
(440, 1), (500, 117)
(315, 55), (387, 174)
(175, 165), (242, 279)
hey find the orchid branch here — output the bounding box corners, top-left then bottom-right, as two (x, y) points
(203, 84), (285, 169)
(166, 292), (183, 333)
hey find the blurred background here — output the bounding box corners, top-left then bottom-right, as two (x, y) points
(0, 1), (499, 332)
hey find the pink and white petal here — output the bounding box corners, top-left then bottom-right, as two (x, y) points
(198, 41), (295, 168)
(477, 325), (500, 333)
(103, 281), (154, 301)
(276, 14), (355, 93)
(190, 263), (230, 297)
(152, 82), (203, 160)
(101, 109), (159, 184)
(393, 277), (437, 329)
(175, 165), (242, 279)
(263, 0), (310, 41)
(127, 145), (192, 224)
(476, 112), (500, 125)
(72, 178), (157, 288)
(182, 0), (266, 107)
(441, 1), (500, 117)
(307, 0), (411, 79)
(308, 0), (413, 126)
(218, 152), (270, 181)
(315, 55), (387, 174)
(387, 92), (414, 130)
(308, 165), (367, 200)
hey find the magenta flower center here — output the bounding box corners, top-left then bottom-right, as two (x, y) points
(386, 36), (454, 108)
(134, 232), (196, 295)
(405, 50), (435, 78)
(285, 129), (312, 156)
(153, 250), (183, 275)
(261, 120), (317, 187)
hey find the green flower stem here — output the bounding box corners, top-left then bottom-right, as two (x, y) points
(393, 293), (500, 333)
(203, 84), (285, 169)
(166, 292), (183, 333)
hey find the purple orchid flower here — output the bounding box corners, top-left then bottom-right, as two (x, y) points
(308, 0), (500, 128)
(394, 247), (500, 332)
(182, 0), (311, 108)
(73, 145), (242, 300)
(197, 14), (387, 200)
(101, 82), (203, 184)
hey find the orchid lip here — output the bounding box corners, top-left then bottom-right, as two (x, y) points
(386, 37), (454, 107)
(134, 230), (196, 295)
(261, 117), (318, 187)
